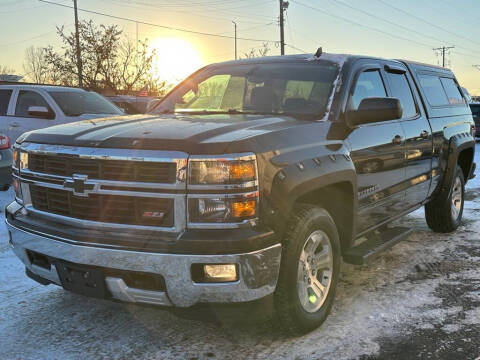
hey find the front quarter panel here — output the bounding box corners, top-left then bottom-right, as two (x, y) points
(260, 137), (357, 242)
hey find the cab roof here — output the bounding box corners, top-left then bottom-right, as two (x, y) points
(0, 82), (86, 92)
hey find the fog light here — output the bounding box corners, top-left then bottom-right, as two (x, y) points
(204, 264), (238, 282)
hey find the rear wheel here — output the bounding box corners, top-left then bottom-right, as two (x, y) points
(274, 205), (341, 334)
(425, 165), (465, 233)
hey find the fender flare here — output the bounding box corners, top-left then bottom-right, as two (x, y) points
(438, 134), (474, 200)
(268, 156), (357, 248)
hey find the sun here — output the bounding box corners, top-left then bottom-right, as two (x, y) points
(150, 37), (203, 84)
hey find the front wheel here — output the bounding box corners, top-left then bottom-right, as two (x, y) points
(425, 165), (465, 233)
(274, 205), (341, 334)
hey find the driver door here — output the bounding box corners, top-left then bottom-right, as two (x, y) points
(346, 63), (407, 233)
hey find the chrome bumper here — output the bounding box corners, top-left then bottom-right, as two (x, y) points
(7, 220), (282, 307)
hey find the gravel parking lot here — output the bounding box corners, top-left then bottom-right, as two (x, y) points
(1, 146), (479, 360)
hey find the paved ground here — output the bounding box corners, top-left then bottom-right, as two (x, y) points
(1, 146), (480, 360)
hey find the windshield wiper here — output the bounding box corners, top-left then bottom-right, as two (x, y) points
(174, 109), (237, 115)
(174, 109), (274, 115)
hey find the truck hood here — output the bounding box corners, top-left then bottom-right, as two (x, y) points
(20, 113), (306, 153)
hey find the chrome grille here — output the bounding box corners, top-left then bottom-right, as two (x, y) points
(15, 143), (188, 234)
(30, 185), (174, 227)
(29, 154), (176, 183)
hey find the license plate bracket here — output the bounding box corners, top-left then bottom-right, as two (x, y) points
(56, 262), (108, 299)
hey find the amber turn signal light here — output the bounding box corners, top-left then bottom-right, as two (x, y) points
(229, 162), (256, 182)
(231, 200), (256, 218)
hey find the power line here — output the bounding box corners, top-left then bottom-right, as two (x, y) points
(103, 0), (277, 21)
(38, 0), (278, 43)
(327, 0), (480, 58)
(99, 0), (274, 25)
(375, 0), (480, 48)
(286, 43), (308, 53)
(328, 0), (450, 48)
(0, 29), (62, 47)
(290, 0), (435, 49)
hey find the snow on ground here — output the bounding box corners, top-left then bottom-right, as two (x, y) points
(1, 147), (480, 359)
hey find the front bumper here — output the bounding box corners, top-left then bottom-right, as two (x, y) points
(7, 218), (282, 308)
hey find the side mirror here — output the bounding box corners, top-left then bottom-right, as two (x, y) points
(28, 106), (53, 119)
(346, 97), (402, 127)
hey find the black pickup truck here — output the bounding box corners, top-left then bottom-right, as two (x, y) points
(7, 51), (475, 334)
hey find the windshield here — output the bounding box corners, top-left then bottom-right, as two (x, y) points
(151, 62), (339, 118)
(48, 91), (123, 117)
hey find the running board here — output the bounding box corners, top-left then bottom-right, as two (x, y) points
(343, 226), (414, 265)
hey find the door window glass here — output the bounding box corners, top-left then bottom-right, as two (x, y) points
(0, 90), (12, 115)
(419, 75), (449, 106)
(386, 72), (418, 118)
(440, 77), (466, 105)
(15, 90), (52, 117)
(352, 70), (387, 109)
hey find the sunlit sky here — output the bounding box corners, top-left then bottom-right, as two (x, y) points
(2, 0), (480, 93)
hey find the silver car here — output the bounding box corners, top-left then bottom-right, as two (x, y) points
(0, 84), (124, 142)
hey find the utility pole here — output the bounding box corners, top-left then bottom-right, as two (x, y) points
(73, 0), (83, 87)
(279, 0), (288, 55)
(232, 21), (237, 60)
(136, 21), (139, 64)
(433, 46), (454, 68)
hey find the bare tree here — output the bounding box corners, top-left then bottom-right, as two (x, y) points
(143, 73), (171, 97)
(23, 46), (48, 83)
(0, 65), (16, 75)
(0, 65), (20, 81)
(114, 38), (155, 92)
(44, 20), (122, 89)
(242, 42), (270, 59)
(43, 20), (156, 93)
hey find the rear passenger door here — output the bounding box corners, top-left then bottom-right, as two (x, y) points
(0, 89), (13, 138)
(346, 62), (407, 233)
(384, 62), (433, 208)
(8, 89), (56, 142)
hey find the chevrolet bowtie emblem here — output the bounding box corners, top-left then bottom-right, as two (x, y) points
(63, 174), (95, 197)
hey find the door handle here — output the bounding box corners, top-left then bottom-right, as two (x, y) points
(10, 122), (19, 128)
(420, 130), (429, 139)
(392, 135), (402, 145)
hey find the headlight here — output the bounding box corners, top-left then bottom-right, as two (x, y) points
(12, 148), (26, 203)
(187, 154), (259, 226)
(13, 148), (20, 169)
(13, 149), (28, 170)
(20, 152), (28, 170)
(189, 159), (256, 185)
(188, 195), (258, 223)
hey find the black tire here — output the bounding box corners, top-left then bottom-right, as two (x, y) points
(274, 205), (341, 335)
(425, 165), (465, 233)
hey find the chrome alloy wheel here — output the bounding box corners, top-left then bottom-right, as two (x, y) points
(451, 175), (463, 220)
(297, 230), (334, 313)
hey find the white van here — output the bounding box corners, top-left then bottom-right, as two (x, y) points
(0, 83), (124, 142)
